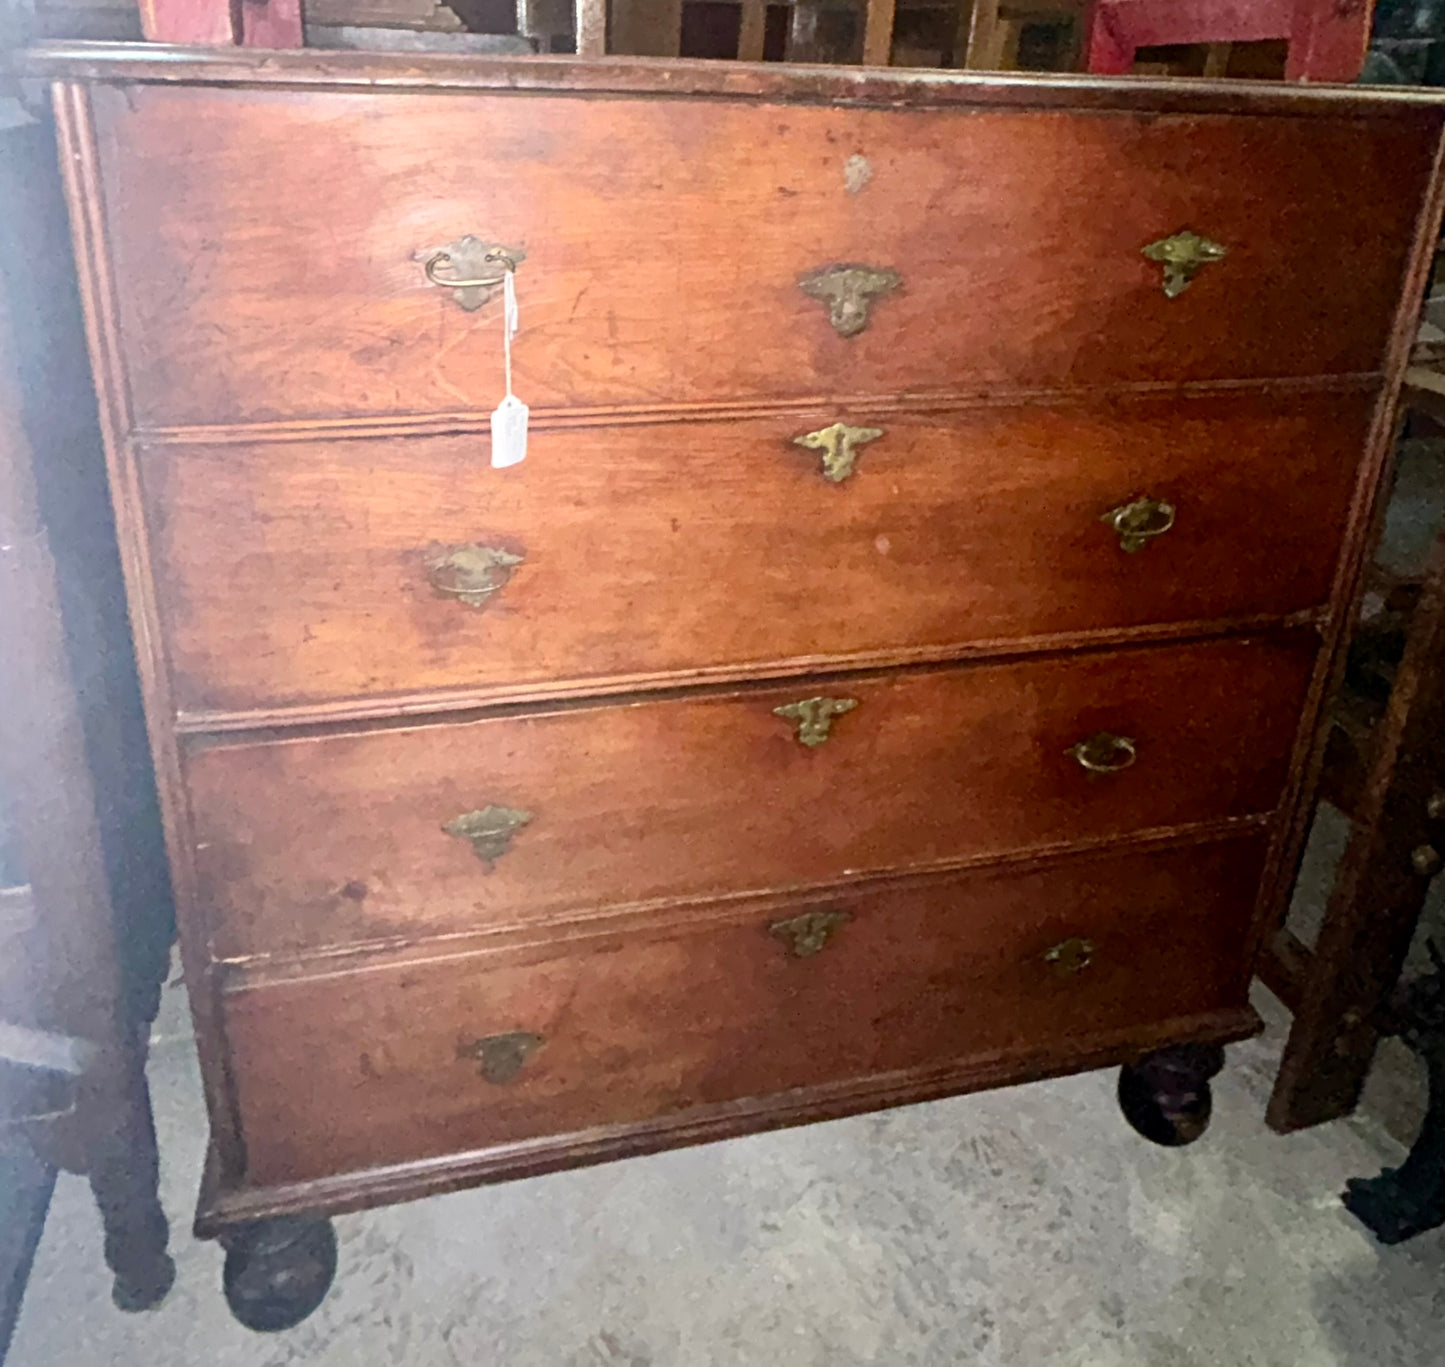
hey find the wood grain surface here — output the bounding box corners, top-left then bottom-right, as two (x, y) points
(185, 635), (1313, 960)
(142, 391), (1368, 718)
(89, 83), (1431, 426)
(223, 834), (1266, 1184)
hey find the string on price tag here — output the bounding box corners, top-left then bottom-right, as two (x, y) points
(490, 266), (528, 469)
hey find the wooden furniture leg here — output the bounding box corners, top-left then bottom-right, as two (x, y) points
(1265, 394), (1445, 1134)
(85, 1030), (176, 1311)
(0, 114), (176, 1328)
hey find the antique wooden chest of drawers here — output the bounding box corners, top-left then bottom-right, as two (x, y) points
(27, 39), (1445, 1325)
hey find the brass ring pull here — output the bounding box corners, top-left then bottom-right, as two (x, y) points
(1068, 732), (1137, 775)
(426, 544), (524, 610)
(1044, 937), (1095, 976)
(1102, 497), (1175, 553)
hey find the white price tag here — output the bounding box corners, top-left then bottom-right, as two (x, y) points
(490, 393), (529, 469)
(490, 266), (527, 468)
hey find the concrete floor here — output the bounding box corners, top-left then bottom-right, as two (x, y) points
(9, 935), (1445, 1364)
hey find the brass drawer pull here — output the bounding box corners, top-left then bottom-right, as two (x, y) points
(774, 695), (858, 747)
(460, 1031), (542, 1084)
(770, 909), (851, 958)
(799, 263), (901, 337)
(1068, 732), (1137, 775)
(1141, 230), (1227, 299)
(794, 421), (884, 484)
(444, 805), (533, 865)
(1102, 497), (1176, 553)
(420, 235), (526, 311)
(1044, 937), (1095, 976)
(427, 544), (524, 609)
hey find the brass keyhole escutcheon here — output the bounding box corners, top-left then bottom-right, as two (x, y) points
(793, 422), (884, 484)
(444, 805), (533, 865)
(770, 910), (852, 958)
(426, 543), (524, 610)
(1044, 937), (1096, 976)
(1068, 732), (1137, 775)
(1141, 230), (1227, 299)
(460, 1031), (542, 1084)
(774, 696), (859, 747)
(798, 263), (901, 337)
(1102, 497), (1176, 554)
(419, 235), (527, 311)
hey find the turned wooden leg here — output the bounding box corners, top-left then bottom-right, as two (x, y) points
(1118, 1042), (1227, 1147)
(1343, 947), (1445, 1243)
(85, 1031), (175, 1312)
(219, 1216), (337, 1332)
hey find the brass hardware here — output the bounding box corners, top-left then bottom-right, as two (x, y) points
(793, 422), (884, 484)
(1101, 497), (1176, 554)
(1068, 732), (1137, 775)
(1411, 844), (1443, 878)
(1141, 230), (1227, 299)
(770, 909), (851, 958)
(1427, 791), (1445, 822)
(443, 805), (533, 865)
(420, 235), (527, 311)
(427, 544), (524, 609)
(460, 1031), (542, 1084)
(1044, 937), (1095, 976)
(798, 263), (901, 338)
(773, 696), (858, 747)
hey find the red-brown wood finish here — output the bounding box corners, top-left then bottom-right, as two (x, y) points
(224, 835), (1267, 1185)
(29, 46), (1445, 1229)
(142, 391), (1369, 720)
(87, 83), (1432, 427)
(186, 636), (1313, 960)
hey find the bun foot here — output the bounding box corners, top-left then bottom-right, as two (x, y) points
(220, 1217), (337, 1332)
(1118, 1043), (1227, 1147)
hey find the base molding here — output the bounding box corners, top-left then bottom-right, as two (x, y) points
(195, 1004), (1260, 1237)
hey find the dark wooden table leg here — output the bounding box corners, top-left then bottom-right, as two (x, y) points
(85, 1031), (175, 1312)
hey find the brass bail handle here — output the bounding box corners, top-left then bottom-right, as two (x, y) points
(1068, 732), (1137, 775)
(420, 235), (528, 311)
(1102, 497), (1176, 554)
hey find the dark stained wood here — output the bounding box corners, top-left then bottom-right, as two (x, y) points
(142, 392), (1369, 720)
(185, 636), (1313, 961)
(1268, 533), (1445, 1133)
(223, 834), (1267, 1185)
(84, 83), (1431, 427)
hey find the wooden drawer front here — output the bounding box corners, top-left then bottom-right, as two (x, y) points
(147, 392), (1368, 718)
(225, 836), (1266, 1184)
(92, 84), (1431, 427)
(186, 635), (1314, 959)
